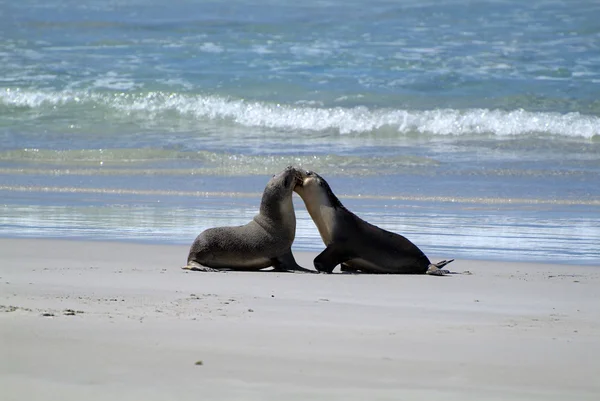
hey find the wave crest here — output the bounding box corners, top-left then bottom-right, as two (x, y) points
(1, 88), (598, 138)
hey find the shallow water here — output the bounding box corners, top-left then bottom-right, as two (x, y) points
(1, 0), (599, 264)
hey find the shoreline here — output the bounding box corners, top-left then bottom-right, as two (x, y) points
(0, 234), (597, 267)
(2, 182), (599, 266)
(1, 238), (599, 400)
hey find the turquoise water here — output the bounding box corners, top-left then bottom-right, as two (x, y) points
(1, 0), (599, 264)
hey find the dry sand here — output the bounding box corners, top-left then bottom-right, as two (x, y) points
(1, 238), (599, 400)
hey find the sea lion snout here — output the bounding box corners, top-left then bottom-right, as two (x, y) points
(271, 166), (300, 190)
(280, 166), (305, 190)
(301, 170), (321, 187)
(294, 168), (307, 187)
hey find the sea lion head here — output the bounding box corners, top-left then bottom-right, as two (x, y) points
(259, 166), (302, 222)
(294, 169), (343, 209)
(265, 165), (301, 199)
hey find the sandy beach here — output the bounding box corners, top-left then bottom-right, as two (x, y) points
(1, 238), (599, 400)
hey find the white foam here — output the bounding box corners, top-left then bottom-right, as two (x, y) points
(1, 89), (599, 139)
(199, 42), (224, 53)
(155, 78), (194, 90)
(0, 88), (74, 107)
(91, 73), (140, 91)
(143, 94), (600, 139)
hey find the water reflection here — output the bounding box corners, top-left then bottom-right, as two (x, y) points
(1, 200), (598, 265)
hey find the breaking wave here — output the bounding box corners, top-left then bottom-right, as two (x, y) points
(1, 88), (599, 138)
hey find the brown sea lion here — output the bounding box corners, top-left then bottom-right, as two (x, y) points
(183, 166), (313, 273)
(294, 170), (453, 275)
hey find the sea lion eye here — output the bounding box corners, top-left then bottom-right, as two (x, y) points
(306, 171), (314, 176)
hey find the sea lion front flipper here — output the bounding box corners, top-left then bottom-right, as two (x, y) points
(181, 260), (223, 272)
(340, 263), (360, 274)
(314, 244), (349, 274)
(272, 250), (316, 274)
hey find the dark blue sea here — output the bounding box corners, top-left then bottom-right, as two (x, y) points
(1, 0), (599, 264)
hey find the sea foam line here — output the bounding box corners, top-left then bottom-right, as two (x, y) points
(2, 185), (599, 206)
(2, 88), (599, 138)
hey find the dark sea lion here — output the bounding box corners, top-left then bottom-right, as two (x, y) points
(294, 170), (453, 275)
(183, 166), (313, 273)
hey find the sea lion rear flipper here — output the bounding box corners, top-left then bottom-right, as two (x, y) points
(432, 259), (454, 269)
(314, 244), (349, 274)
(426, 259), (454, 276)
(272, 250), (316, 274)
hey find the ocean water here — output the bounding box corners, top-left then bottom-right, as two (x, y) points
(1, 0), (599, 265)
